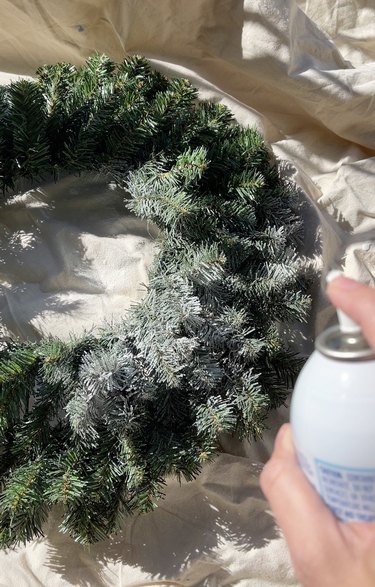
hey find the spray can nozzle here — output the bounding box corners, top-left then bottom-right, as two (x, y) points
(326, 270), (362, 334)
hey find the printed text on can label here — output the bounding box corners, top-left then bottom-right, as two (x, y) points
(298, 452), (375, 522)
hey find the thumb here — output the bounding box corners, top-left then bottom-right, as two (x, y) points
(260, 424), (338, 551)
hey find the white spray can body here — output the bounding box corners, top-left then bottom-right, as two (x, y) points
(291, 325), (375, 522)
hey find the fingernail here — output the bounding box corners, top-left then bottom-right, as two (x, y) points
(326, 269), (343, 284)
(277, 424), (294, 455)
(281, 425), (294, 454)
(327, 274), (361, 290)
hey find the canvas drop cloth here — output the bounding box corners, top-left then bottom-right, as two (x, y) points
(1, 1), (375, 585)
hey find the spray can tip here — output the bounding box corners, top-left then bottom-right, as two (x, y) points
(325, 270), (361, 334)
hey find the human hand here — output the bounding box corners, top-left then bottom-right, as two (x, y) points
(260, 275), (375, 587)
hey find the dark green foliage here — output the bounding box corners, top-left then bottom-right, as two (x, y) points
(0, 54), (314, 546)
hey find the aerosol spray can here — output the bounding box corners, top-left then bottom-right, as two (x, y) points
(290, 270), (375, 522)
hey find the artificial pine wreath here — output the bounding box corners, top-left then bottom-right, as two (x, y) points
(0, 54), (313, 547)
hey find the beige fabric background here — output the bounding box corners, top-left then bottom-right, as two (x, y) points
(1, 1), (375, 585)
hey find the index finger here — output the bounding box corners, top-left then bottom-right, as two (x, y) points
(327, 276), (375, 350)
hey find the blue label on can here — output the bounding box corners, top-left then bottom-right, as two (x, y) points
(315, 459), (375, 522)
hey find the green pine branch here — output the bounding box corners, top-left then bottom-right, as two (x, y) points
(0, 54), (318, 547)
